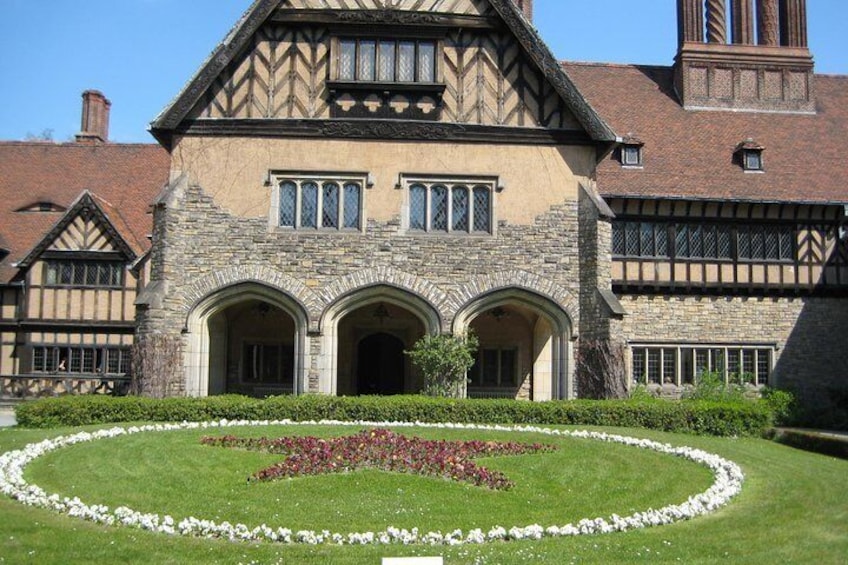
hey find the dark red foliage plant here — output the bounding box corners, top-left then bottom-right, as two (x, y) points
(201, 428), (556, 491)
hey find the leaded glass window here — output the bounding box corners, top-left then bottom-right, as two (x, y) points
(431, 185), (448, 231)
(322, 183), (339, 229)
(398, 41), (416, 82)
(404, 179), (495, 234)
(276, 177), (363, 231)
(31, 345), (130, 375)
(473, 187), (491, 232)
(44, 260), (123, 288)
(279, 181), (297, 227)
(339, 39), (356, 80)
(301, 182), (318, 228)
(343, 183), (361, 229)
(452, 186), (469, 232)
(336, 38), (438, 84)
(410, 184), (426, 230)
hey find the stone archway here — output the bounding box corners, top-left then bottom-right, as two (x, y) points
(320, 285), (441, 396)
(453, 288), (574, 400)
(183, 282), (308, 397)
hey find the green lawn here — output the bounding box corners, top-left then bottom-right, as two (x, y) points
(1, 423), (846, 564)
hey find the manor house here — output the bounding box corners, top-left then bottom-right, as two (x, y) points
(1, 0), (845, 423)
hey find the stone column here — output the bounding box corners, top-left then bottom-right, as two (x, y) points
(706, 0), (728, 44)
(757, 0), (780, 45)
(779, 0), (807, 47)
(731, 0), (754, 44)
(677, 0), (705, 44)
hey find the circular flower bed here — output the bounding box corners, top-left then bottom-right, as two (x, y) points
(0, 420), (744, 546)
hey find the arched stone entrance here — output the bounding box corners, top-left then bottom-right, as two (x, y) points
(453, 289), (574, 400)
(320, 285), (440, 396)
(184, 283), (307, 397)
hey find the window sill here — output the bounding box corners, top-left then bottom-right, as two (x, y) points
(328, 80), (446, 95)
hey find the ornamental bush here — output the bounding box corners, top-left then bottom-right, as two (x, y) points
(14, 394), (775, 437)
(405, 333), (478, 398)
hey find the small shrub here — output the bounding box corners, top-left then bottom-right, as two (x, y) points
(405, 333), (478, 398)
(760, 387), (796, 426)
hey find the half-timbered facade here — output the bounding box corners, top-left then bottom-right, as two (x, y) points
(0, 91), (169, 399)
(140, 0), (618, 401)
(564, 0), (848, 423)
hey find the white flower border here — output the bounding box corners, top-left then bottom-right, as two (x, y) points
(0, 419), (744, 546)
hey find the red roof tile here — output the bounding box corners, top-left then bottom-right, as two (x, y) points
(562, 62), (848, 205)
(0, 141), (169, 283)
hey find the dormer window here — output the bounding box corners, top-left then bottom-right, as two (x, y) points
(735, 139), (765, 172)
(619, 135), (644, 168)
(622, 145), (642, 166)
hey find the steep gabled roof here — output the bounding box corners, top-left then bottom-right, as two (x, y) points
(17, 191), (141, 269)
(563, 61), (848, 205)
(0, 141), (169, 283)
(150, 0), (615, 143)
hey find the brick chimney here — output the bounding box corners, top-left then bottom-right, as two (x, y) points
(75, 90), (111, 143)
(674, 0), (814, 113)
(512, 0), (533, 22)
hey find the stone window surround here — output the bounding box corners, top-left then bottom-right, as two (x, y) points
(397, 173), (501, 236)
(629, 342), (776, 388)
(267, 171), (371, 233)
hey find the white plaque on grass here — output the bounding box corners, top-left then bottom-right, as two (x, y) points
(382, 558), (443, 565)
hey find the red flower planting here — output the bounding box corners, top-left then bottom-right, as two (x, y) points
(201, 428), (556, 490)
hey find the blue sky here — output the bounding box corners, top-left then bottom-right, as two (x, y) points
(1, 1), (845, 143)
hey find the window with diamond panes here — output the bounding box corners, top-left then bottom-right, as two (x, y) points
(277, 178), (362, 230)
(613, 221), (667, 257)
(337, 38), (436, 83)
(737, 225), (793, 261)
(407, 180), (494, 234)
(45, 260), (123, 288)
(31, 345), (130, 375)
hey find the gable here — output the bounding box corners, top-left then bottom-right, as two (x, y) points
(189, 23), (577, 129)
(48, 211), (121, 253)
(17, 192), (138, 269)
(152, 0), (614, 143)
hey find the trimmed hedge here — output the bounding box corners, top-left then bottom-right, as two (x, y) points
(14, 394), (775, 437)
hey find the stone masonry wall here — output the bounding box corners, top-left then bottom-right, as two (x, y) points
(139, 178), (602, 396)
(620, 293), (848, 423)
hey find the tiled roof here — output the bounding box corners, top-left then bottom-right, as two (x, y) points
(0, 141), (169, 283)
(562, 62), (848, 205)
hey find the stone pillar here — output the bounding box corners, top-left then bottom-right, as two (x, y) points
(677, 0), (704, 44)
(779, 0), (807, 47)
(731, 0), (754, 44)
(706, 0), (728, 44)
(757, 0), (780, 45)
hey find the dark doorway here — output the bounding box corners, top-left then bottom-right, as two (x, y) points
(357, 333), (405, 395)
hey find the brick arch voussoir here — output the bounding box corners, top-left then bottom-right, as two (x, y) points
(449, 270), (578, 324)
(180, 265), (323, 325)
(319, 267), (451, 327)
